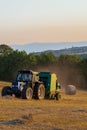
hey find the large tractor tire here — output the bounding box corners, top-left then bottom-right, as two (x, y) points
(1, 86), (12, 96)
(34, 83), (45, 100)
(21, 86), (33, 100)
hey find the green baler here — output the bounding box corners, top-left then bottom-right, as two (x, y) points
(39, 72), (61, 100)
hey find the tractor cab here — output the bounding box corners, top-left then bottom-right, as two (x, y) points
(12, 70), (39, 95)
(16, 70), (32, 82)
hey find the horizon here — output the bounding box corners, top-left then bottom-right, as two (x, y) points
(7, 41), (87, 45)
(10, 41), (87, 53)
(0, 0), (87, 44)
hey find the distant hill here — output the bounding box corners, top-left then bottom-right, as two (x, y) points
(11, 42), (87, 53)
(42, 46), (87, 58)
(9, 42), (87, 58)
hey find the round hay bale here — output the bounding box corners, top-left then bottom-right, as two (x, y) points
(65, 85), (76, 95)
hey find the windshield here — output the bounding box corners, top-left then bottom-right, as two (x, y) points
(17, 72), (32, 81)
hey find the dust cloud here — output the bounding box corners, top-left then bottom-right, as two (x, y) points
(36, 65), (86, 89)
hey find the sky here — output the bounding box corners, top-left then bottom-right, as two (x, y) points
(0, 0), (87, 44)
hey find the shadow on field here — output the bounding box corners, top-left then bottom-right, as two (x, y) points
(0, 113), (62, 130)
(0, 114), (33, 125)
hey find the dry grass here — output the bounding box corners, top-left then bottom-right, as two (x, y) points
(0, 81), (87, 130)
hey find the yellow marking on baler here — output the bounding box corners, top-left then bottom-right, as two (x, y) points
(50, 74), (57, 92)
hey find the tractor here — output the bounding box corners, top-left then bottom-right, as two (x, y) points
(1, 70), (61, 100)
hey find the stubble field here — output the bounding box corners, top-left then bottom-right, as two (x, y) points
(0, 81), (87, 130)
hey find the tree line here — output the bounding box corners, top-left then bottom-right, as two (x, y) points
(0, 44), (87, 89)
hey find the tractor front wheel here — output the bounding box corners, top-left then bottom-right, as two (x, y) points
(1, 86), (12, 96)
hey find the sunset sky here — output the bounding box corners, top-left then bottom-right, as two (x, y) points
(0, 0), (87, 44)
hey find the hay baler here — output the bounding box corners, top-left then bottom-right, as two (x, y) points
(1, 70), (61, 100)
(39, 72), (61, 99)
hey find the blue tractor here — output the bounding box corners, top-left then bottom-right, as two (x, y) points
(1, 70), (61, 100)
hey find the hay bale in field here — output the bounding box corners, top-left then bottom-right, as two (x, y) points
(65, 85), (76, 95)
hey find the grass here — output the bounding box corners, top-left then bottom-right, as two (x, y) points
(0, 81), (87, 130)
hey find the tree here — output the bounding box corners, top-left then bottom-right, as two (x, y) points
(39, 52), (56, 65)
(27, 53), (38, 66)
(58, 54), (82, 66)
(0, 44), (13, 54)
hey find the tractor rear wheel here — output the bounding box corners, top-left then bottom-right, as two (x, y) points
(35, 83), (45, 100)
(1, 86), (12, 96)
(22, 86), (33, 100)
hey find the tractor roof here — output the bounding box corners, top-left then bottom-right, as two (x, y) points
(18, 70), (38, 75)
(18, 70), (31, 73)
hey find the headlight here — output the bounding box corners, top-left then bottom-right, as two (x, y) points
(12, 85), (17, 87)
